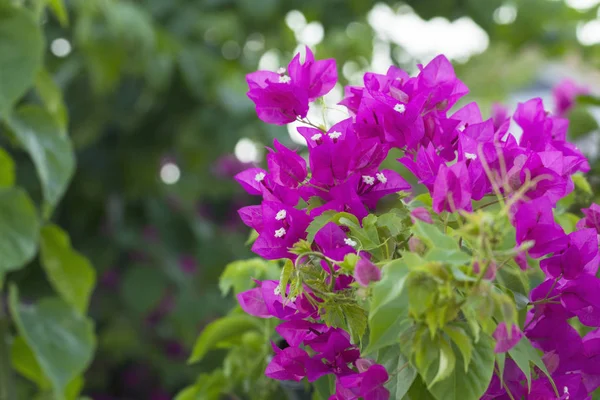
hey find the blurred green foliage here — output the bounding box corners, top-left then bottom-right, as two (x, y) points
(0, 0), (598, 398)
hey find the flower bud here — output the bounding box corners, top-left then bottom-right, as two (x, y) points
(354, 257), (381, 287)
(410, 207), (433, 224)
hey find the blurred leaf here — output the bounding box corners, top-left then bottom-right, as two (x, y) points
(412, 219), (457, 250)
(219, 258), (279, 296)
(9, 286), (96, 400)
(443, 326), (473, 372)
(508, 337), (557, 393)
(0, 147), (15, 188)
(0, 5), (43, 117)
(0, 187), (40, 274)
(120, 266), (166, 315)
(188, 315), (261, 364)
(427, 337), (456, 388)
(47, 0), (69, 26)
(11, 335), (51, 389)
(40, 224), (96, 314)
(7, 105), (75, 213)
(567, 105), (599, 139)
(35, 69), (68, 129)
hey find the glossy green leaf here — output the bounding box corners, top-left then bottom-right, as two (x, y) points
(188, 315), (261, 364)
(412, 219), (457, 250)
(219, 258), (279, 296)
(428, 337), (456, 388)
(0, 147), (15, 188)
(11, 336), (51, 389)
(344, 303), (367, 344)
(444, 326), (473, 372)
(9, 286), (96, 400)
(425, 333), (495, 400)
(40, 225), (96, 314)
(7, 105), (75, 211)
(305, 211), (359, 242)
(366, 260), (411, 354)
(0, 6), (43, 118)
(508, 337), (557, 393)
(0, 187), (40, 273)
(378, 345), (416, 400)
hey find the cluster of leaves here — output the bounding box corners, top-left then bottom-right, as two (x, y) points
(0, 1), (96, 399)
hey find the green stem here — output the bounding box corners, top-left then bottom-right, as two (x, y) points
(0, 298), (15, 400)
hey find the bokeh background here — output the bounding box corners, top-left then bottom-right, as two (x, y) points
(16, 0), (600, 398)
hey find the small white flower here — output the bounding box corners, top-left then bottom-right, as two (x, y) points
(277, 67), (286, 74)
(394, 103), (406, 114)
(289, 296), (297, 302)
(465, 152), (477, 160)
(344, 238), (357, 247)
(311, 133), (323, 141)
(254, 172), (266, 182)
(274, 286), (281, 295)
(457, 124), (466, 132)
(279, 75), (291, 83)
(274, 227), (286, 238)
(563, 386), (570, 399)
(376, 172), (387, 184)
(328, 131), (342, 140)
(362, 175), (375, 185)
(275, 209), (287, 220)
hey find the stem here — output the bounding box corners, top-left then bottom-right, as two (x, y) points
(475, 199), (501, 211)
(325, 260), (336, 292)
(0, 296), (15, 400)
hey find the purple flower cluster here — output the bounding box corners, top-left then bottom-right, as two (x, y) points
(239, 47), (597, 399)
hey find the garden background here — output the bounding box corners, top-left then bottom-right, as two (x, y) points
(0, 0), (600, 399)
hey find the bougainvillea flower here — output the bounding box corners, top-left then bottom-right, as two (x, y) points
(525, 316), (583, 359)
(265, 344), (309, 381)
(577, 203), (600, 233)
(399, 143), (445, 192)
(553, 78), (589, 117)
(541, 228), (599, 279)
(235, 167), (299, 206)
(246, 46), (336, 125)
(237, 280), (317, 321)
(304, 329), (360, 382)
(513, 196), (567, 258)
(416, 54), (468, 112)
(561, 276), (600, 327)
(266, 139), (307, 188)
(354, 256), (381, 287)
(275, 320), (329, 347)
(314, 222), (355, 262)
(334, 364), (390, 400)
(432, 161), (472, 213)
(493, 322), (523, 353)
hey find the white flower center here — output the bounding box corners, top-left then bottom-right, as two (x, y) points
(275, 209), (287, 220)
(277, 67), (286, 74)
(279, 75), (291, 84)
(344, 238), (357, 247)
(274, 228), (286, 238)
(376, 172), (387, 184)
(274, 286), (281, 295)
(457, 124), (466, 132)
(394, 103), (406, 114)
(564, 386), (570, 399)
(311, 133), (323, 141)
(328, 131), (342, 140)
(255, 172), (266, 182)
(362, 175), (375, 185)
(289, 296), (297, 302)
(465, 152), (477, 160)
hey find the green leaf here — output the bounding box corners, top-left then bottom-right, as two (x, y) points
(11, 336), (51, 389)
(573, 173), (592, 195)
(306, 211), (359, 243)
(40, 225), (96, 314)
(0, 6), (43, 118)
(120, 266), (166, 315)
(35, 69), (68, 129)
(366, 260), (411, 354)
(0, 147), (14, 188)
(7, 105), (75, 212)
(426, 248), (471, 266)
(508, 337), (556, 393)
(0, 187), (40, 274)
(376, 208), (411, 236)
(277, 259), (293, 299)
(245, 229), (258, 245)
(340, 214), (383, 259)
(312, 375), (334, 400)
(219, 258), (279, 296)
(344, 303), (367, 344)
(412, 219), (457, 251)
(428, 337), (455, 388)
(9, 286), (96, 400)
(444, 326), (473, 372)
(188, 315), (261, 364)
(425, 333), (495, 400)
(47, 0), (68, 26)
(378, 345), (416, 400)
